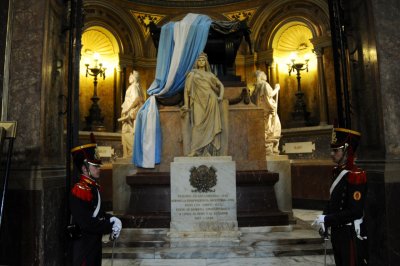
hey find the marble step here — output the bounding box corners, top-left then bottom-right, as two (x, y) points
(103, 227), (324, 246)
(101, 257), (337, 266)
(102, 243), (332, 260)
(102, 227), (332, 260)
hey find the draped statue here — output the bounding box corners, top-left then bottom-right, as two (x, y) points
(181, 52), (226, 156)
(251, 70), (281, 155)
(118, 70), (144, 158)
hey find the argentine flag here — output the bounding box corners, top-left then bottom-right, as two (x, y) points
(133, 13), (212, 168)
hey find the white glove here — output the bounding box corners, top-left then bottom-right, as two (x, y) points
(354, 218), (365, 240)
(312, 214), (326, 233)
(354, 219), (361, 234)
(274, 84), (280, 91)
(110, 216), (122, 239)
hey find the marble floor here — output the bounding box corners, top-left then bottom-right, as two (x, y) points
(102, 209), (337, 266)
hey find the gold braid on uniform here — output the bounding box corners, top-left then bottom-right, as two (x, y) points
(347, 170), (367, 185)
(72, 182), (93, 201)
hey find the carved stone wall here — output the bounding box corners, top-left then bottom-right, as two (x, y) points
(346, 0), (400, 265)
(0, 0), (67, 264)
(5, 0), (66, 164)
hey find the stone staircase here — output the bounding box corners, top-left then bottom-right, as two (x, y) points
(102, 219), (333, 265)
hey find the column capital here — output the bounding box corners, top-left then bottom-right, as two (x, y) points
(310, 35), (331, 50)
(118, 54), (157, 68)
(313, 47), (324, 57)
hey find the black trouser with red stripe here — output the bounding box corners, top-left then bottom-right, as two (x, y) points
(331, 225), (367, 266)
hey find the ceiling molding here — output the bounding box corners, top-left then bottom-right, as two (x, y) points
(125, 0), (250, 8)
(129, 11), (165, 38)
(223, 7), (258, 21)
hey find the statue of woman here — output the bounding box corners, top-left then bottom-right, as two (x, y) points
(118, 70), (144, 158)
(181, 52), (225, 156)
(252, 70), (281, 155)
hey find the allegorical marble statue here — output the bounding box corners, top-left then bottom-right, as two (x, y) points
(251, 70), (281, 155)
(118, 70), (144, 158)
(181, 52), (225, 156)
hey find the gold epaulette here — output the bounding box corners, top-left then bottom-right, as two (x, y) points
(347, 170), (367, 185)
(71, 182), (93, 201)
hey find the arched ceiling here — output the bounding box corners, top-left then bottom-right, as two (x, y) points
(275, 24), (313, 54)
(81, 27), (120, 76)
(272, 23), (315, 66)
(82, 27), (119, 56)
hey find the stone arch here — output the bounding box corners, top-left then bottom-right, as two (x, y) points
(268, 18), (318, 52)
(250, 0), (331, 128)
(81, 26), (120, 69)
(79, 1), (153, 131)
(83, 0), (145, 58)
(79, 26), (121, 132)
(251, 0), (330, 52)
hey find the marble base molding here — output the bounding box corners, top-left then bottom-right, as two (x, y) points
(124, 167), (288, 228)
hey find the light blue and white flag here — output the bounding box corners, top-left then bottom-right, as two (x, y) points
(133, 13), (212, 168)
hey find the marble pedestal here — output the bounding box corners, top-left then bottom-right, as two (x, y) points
(169, 156), (241, 247)
(266, 155), (293, 220)
(153, 104), (266, 172)
(124, 169), (288, 228)
(112, 158), (136, 214)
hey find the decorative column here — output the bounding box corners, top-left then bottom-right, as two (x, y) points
(267, 60), (275, 85)
(257, 49), (273, 74)
(311, 36), (331, 126)
(314, 46), (328, 125)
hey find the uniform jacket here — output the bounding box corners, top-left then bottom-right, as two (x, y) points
(323, 165), (367, 228)
(70, 174), (113, 265)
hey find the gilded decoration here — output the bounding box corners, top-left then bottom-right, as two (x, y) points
(331, 129), (337, 145)
(275, 24), (313, 55)
(81, 29), (116, 56)
(189, 165), (217, 193)
(130, 11), (165, 38)
(223, 8), (257, 22)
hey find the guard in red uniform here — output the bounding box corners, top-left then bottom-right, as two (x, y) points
(70, 141), (122, 266)
(313, 128), (368, 266)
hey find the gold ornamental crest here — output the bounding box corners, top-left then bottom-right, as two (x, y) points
(189, 165), (217, 193)
(94, 146), (101, 160)
(331, 129), (337, 144)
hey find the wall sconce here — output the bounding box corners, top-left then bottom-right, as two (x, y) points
(287, 53), (310, 126)
(84, 52), (106, 131)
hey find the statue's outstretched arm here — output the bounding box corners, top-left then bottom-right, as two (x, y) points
(266, 82), (280, 97)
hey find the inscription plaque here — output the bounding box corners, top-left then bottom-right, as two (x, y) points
(170, 156), (240, 246)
